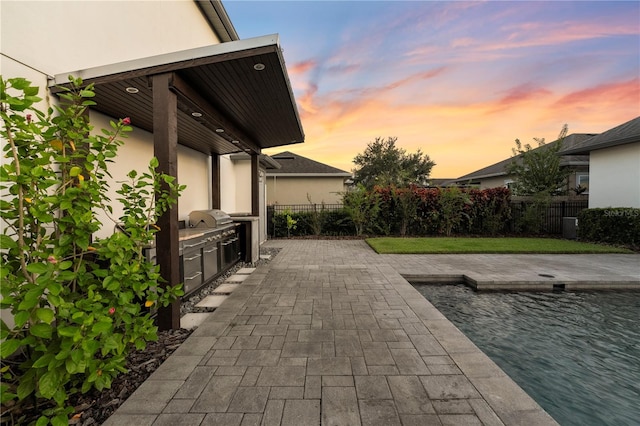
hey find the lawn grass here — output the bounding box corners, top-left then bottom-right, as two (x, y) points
(366, 237), (634, 254)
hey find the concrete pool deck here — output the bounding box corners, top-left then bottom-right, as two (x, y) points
(104, 240), (639, 426)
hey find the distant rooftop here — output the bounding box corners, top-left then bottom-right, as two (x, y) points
(561, 116), (640, 155)
(453, 133), (594, 183)
(268, 151), (352, 177)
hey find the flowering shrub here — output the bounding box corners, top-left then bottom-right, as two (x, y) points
(373, 186), (511, 236)
(0, 76), (184, 425)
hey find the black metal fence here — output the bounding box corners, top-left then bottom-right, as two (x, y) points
(510, 199), (588, 234)
(268, 200), (589, 236)
(268, 203), (343, 214)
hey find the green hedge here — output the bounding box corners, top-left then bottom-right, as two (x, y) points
(577, 208), (640, 248)
(270, 186), (512, 238)
(271, 209), (354, 238)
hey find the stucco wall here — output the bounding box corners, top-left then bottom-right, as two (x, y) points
(90, 112), (210, 239)
(266, 176), (346, 205)
(233, 160), (252, 214)
(1, 0), (219, 77)
(219, 155), (237, 214)
(588, 143), (640, 208)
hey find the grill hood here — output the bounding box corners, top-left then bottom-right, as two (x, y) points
(189, 209), (233, 228)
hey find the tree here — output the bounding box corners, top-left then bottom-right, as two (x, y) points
(352, 137), (435, 189)
(506, 124), (570, 196)
(507, 124), (570, 233)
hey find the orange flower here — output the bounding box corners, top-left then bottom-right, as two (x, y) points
(144, 300), (154, 308)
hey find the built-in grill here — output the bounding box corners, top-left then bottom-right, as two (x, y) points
(179, 210), (240, 295)
(189, 209), (233, 229)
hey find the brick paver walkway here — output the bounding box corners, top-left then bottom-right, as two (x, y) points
(104, 240), (575, 425)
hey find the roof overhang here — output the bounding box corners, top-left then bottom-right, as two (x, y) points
(50, 34), (304, 156)
(229, 153), (282, 169)
(195, 0), (239, 42)
(561, 136), (639, 155)
(266, 173), (353, 178)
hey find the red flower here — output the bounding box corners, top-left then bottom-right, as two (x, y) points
(26, 114), (32, 124)
(108, 307), (116, 315)
(47, 255), (57, 264)
(122, 117), (131, 125)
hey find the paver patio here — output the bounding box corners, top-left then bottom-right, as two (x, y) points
(104, 240), (639, 425)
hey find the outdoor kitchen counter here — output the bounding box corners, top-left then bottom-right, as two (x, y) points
(179, 228), (215, 241)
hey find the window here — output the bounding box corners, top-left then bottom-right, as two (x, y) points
(576, 173), (589, 194)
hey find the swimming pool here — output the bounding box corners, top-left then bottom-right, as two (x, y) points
(413, 284), (640, 426)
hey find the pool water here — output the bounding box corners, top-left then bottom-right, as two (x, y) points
(413, 284), (640, 426)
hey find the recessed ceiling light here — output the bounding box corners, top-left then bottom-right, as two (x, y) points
(231, 140), (240, 144)
(253, 63), (265, 71)
(244, 148), (251, 152)
(125, 87), (139, 94)
(215, 128), (225, 133)
(191, 112), (202, 117)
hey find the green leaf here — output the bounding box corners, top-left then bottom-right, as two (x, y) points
(26, 262), (48, 274)
(35, 308), (55, 324)
(32, 353), (54, 368)
(30, 323), (52, 339)
(149, 157), (159, 168)
(57, 325), (79, 337)
(0, 234), (17, 250)
(0, 384), (17, 404)
(51, 414), (68, 426)
(92, 320), (112, 334)
(14, 310), (29, 327)
(0, 339), (21, 358)
(65, 357), (78, 374)
(39, 369), (61, 398)
(36, 416), (49, 426)
(48, 281), (63, 296)
(18, 287), (44, 310)
(69, 166), (82, 177)
(57, 260), (72, 270)
(17, 374), (36, 400)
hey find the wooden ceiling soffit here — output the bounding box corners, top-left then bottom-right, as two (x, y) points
(169, 73), (261, 154)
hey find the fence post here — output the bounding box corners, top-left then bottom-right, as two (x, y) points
(267, 205), (274, 238)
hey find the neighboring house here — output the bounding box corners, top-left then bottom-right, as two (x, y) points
(2, 0), (304, 327)
(451, 134), (595, 193)
(560, 117), (640, 208)
(426, 178), (457, 188)
(266, 151), (352, 205)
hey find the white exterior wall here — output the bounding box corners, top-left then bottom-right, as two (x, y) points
(233, 160), (252, 214)
(1, 0), (219, 78)
(588, 143), (640, 208)
(219, 155), (237, 213)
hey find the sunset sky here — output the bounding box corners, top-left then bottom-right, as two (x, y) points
(225, 1), (639, 178)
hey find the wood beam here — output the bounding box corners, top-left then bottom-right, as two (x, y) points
(251, 153), (260, 216)
(152, 73), (181, 331)
(211, 154), (221, 209)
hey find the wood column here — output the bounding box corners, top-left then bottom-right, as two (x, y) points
(251, 153), (259, 216)
(211, 153), (221, 209)
(152, 73), (181, 330)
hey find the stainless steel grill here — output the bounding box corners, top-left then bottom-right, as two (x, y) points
(180, 209), (240, 295)
(188, 209), (233, 228)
